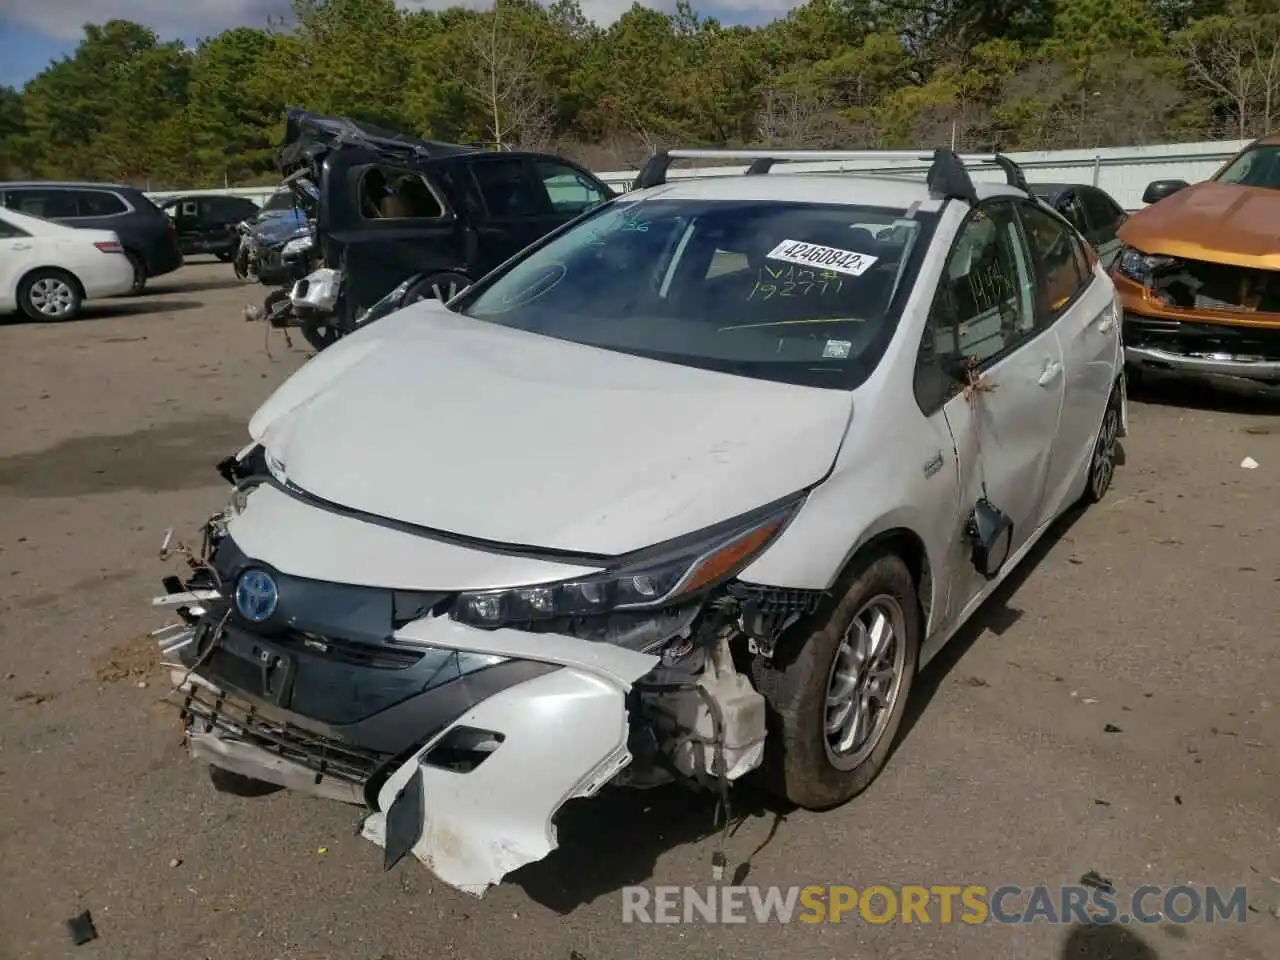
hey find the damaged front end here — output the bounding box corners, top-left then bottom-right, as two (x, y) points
(1115, 248), (1280, 383)
(153, 448), (822, 897)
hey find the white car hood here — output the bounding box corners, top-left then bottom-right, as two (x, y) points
(249, 303), (854, 556)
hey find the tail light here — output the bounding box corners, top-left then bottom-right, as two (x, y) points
(165, 218), (177, 242)
(94, 240), (124, 254)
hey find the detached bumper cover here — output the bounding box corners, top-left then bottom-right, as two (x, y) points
(154, 608), (657, 898)
(361, 665), (637, 896)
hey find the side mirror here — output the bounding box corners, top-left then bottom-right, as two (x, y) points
(939, 352), (972, 383)
(966, 499), (1013, 579)
(1142, 179), (1188, 204)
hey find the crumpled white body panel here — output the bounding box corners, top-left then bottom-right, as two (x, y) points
(360, 663), (641, 897)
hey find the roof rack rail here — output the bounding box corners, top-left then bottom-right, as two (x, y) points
(632, 148), (1029, 204)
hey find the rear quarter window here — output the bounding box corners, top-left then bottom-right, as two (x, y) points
(77, 190), (128, 217)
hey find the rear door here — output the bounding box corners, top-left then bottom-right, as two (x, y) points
(913, 199), (1067, 615)
(320, 147), (465, 316)
(1015, 199), (1119, 517)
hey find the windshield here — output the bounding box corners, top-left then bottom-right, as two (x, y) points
(259, 191), (296, 213)
(1216, 145), (1280, 189)
(456, 198), (936, 388)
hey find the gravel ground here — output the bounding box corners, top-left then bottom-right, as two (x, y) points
(1, 262), (1277, 960)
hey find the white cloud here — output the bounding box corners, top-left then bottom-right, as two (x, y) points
(0, 0), (797, 44)
(0, 0), (291, 42)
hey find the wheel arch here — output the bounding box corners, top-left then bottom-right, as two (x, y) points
(836, 526), (935, 633)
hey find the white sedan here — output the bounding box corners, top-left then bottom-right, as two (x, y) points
(0, 207), (135, 321)
(151, 149), (1126, 897)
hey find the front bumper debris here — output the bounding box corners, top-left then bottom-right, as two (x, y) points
(154, 597), (658, 898)
(1123, 312), (1280, 382)
(360, 665), (636, 895)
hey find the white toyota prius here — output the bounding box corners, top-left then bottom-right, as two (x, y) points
(153, 149), (1126, 897)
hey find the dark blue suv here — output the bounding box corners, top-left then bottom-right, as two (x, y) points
(0, 181), (184, 293)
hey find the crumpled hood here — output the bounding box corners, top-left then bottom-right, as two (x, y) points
(248, 303), (854, 556)
(1119, 180), (1280, 269)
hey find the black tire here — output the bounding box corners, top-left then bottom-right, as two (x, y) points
(125, 250), (147, 295)
(753, 551), (921, 810)
(17, 268), (83, 322)
(207, 764), (283, 797)
(1081, 383), (1122, 504)
(300, 312), (343, 352)
(404, 271), (471, 306)
(215, 249), (235, 263)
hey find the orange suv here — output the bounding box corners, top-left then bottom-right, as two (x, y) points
(1113, 136), (1280, 386)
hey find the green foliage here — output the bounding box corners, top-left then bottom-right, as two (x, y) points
(0, 0), (1274, 186)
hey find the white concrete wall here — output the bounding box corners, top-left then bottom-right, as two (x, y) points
(145, 138), (1250, 212)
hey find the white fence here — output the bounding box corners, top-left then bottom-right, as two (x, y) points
(146, 138), (1249, 212)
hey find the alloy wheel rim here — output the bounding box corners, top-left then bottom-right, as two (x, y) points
(823, 595), (908, 770)
(1093, 405), (1119, 495)
(30, 278), (73, 317)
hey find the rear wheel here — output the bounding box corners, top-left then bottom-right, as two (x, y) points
(1082, 383), (1122, 504)
(18, 269), (83, 321)
(753, 551), (920, 810)
(214, 249), (235, 263)
(125, 250), (147, 295)
(404, 271), (471, 306)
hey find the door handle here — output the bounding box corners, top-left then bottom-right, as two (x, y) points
(11, 242), (32, 250)
(1037, 359), (1063, 386)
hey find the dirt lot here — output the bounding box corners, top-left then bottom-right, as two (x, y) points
(0, 262), (1277, 960)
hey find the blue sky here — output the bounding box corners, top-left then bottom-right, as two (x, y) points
(0, 0), (796, 89)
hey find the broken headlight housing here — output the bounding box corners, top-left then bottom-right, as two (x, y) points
(1116, 245), (1178, 286)
(450, 497), (803, 628)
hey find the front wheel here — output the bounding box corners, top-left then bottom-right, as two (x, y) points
(753, 551), (920, 810)
(300, 311), (343, 352)
(215, 249), (235, 263)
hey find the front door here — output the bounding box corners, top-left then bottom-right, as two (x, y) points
(464, 155), (567, 273)
(915, 199), (1067, 615)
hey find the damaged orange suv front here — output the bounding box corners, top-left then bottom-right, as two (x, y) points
(1114, 136), (1280, 386)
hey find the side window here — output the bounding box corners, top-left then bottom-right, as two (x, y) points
(1017, 202), (1091, 317)
(1056, 193), (1089, 235)
(0, 213), (30, 238)
(6, 188), (80, 219)
(78, 190), (127, 217)
(470, 158), (548, 218)
(1079, 188), (1125, 237)
(915, 202), (1037, 412)
(534, 161), (609, 215)
(357, 166), (445, 220)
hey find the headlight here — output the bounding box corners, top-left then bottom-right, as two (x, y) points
(1116, 245), (1177, 285)
(450, 498), (803, 628)
(354, 278), (414, 327)
(281, 234), (315, 258)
